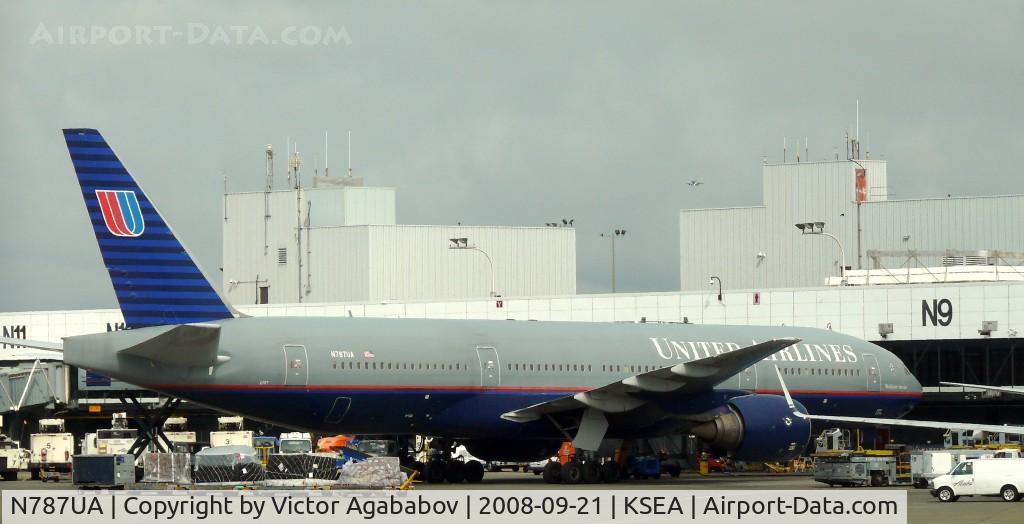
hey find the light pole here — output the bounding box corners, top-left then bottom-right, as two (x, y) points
(795, 222), (847, 285)
(448, 237), (497, 297)
(709, 276), (722, 301)
(600, 229), (626, 292)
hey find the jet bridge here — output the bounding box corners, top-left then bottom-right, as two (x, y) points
(0, 361), (70, 412)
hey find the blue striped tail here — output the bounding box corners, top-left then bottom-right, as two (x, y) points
(63, 128), (234, 328)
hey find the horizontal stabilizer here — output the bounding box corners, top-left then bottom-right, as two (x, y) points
(117, 323), (224, 367)
(0, 338), (64, 352)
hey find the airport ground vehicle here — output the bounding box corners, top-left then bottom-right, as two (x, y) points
(209, 417), (254, 448)
(911, 449), (999, 488)
(279, 432), (312, 453)
(811, 428), (910, 487)
(29, 419), (73, 481)
(930, 458), (1024, 502)
(0, 434), (29, 480)
(163, 418), (197, 450)
(95, 413), (138, 455)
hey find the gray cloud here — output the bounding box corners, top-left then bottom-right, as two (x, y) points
(2, 0), (1022, 311)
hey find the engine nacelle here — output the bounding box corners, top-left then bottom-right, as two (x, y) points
(691, 394), (810, 462)
(461, 439), (562, 462)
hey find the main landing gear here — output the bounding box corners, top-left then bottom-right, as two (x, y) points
(118, 394), (182, 457)
(403, 438), (485, 484)
(542, 457), (621, 484)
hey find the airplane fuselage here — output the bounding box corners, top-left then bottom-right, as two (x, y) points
(64, 316), (922, 439)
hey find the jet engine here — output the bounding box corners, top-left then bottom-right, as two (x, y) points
(461, 439), (563, 462)
(691, 394), (810, 462)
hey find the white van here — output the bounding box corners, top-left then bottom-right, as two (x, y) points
(930, 458), (1024, 502)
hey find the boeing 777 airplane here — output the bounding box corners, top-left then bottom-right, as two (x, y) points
(4, 129), (1018, 484)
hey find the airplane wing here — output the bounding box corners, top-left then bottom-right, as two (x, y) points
(940, 381), (1024, 397)
(501, 337), (801, 423)
(0, 338), (63, 352)
(775, 367), (1024, 436)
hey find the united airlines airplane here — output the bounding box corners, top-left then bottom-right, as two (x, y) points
(4, 129), (1018, 484)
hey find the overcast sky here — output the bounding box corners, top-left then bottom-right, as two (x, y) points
(1, 1), (1022, 312)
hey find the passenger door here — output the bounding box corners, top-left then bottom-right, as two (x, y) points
(475, 347), (500, 388)
(862, 354), (881, 392)
(950, 461), (976, 495)
(284, 344), (309, 386)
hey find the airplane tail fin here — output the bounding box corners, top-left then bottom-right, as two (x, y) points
(63, 128), (236, 328)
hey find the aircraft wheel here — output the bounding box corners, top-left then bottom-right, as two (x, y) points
(1000, 485), (1019, 502)
(445, 460), (466, 483)
(542, 461), (561, 484)
(561, 461), (583, 484)
(464, 460), (485, 483)
(667, 465), (682, 478)
(601, 462), (621, 484)
(424, 460), (447, 483)
(581, 462), (602, 484)
(870, 471), (883, 487)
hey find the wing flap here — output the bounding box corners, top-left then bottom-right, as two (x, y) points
(502, 337), (801, 422)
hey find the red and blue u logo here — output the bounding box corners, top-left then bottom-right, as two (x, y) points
(95, 190), (145, 237)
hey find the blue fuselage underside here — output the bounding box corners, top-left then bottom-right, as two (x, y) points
(160, 387), (919, 439)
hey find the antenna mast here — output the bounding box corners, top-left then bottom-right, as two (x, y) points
(347, 130), (353, 177)
(264, 144), (273, 254)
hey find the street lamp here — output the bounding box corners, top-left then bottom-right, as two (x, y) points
(795, 222), (847, 285)
(448, 237), (497, 297)
(709, 276), (722, 302)
(600, 229), (626, 292)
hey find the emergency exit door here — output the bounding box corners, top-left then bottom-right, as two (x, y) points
(475, 347), (500, 387)
(284, 344), (308, 386)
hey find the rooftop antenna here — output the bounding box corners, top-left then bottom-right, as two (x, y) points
(783, 136), (787, 163)
(347, 130), (353, 178)
(856, 99), (860, 142)
(265, 144), (274, 191)
(286, 136), (292, 188)
(264, 145), (273, 254)
(324, 131), (329, 177)
(289, 144), (302, 190)
(804, 137), (808, 162)
(866, 131), (870, 159)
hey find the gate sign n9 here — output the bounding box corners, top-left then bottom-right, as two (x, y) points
(922, 298), (953, 327)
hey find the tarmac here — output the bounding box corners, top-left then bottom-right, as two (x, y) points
(1, 471), (1021, 524)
